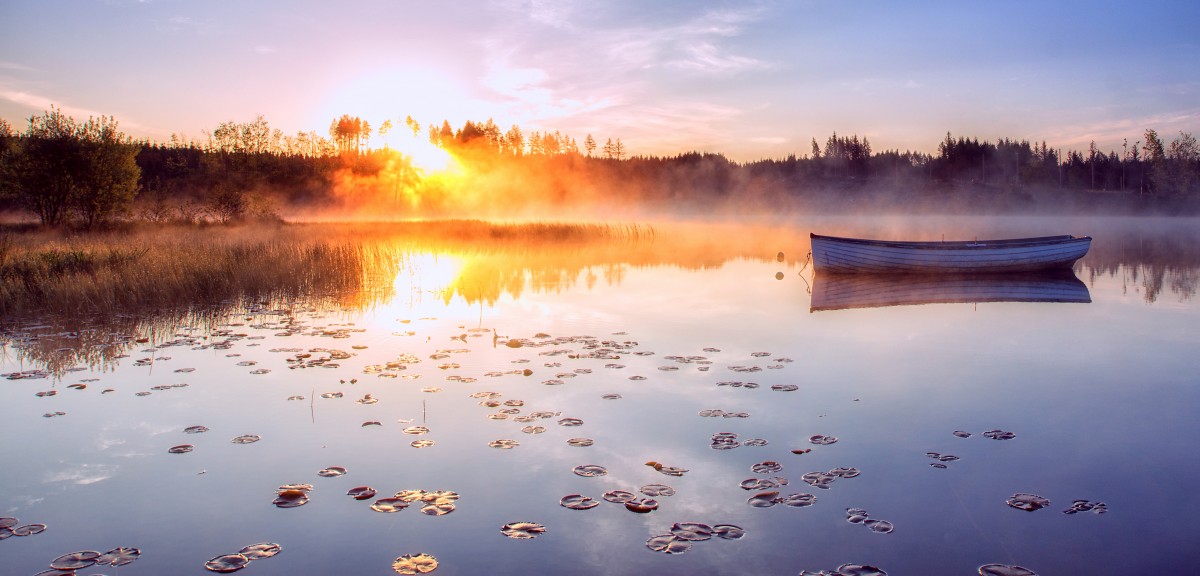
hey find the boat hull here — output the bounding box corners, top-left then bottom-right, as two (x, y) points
(810, 233), (1091, 274)
(810, 272), (1091, 312)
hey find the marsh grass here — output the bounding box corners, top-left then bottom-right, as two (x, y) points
(0, 220), (653, 318)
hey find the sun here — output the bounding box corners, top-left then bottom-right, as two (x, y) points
(390, 135), (460, 174)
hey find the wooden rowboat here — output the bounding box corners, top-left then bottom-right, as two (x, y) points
(810, 233), (1091, 274)
(810, 272), (1091, 312)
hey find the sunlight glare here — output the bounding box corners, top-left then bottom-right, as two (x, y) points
(391, 252), (467, 314)
(391, 136), (460, 174)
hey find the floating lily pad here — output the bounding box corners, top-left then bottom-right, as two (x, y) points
(560, 494), (599, 510)
(410, 439), (435, 448)
(184, 425), (210, 434)
(205, 553), (250, 573)
(169, 444), (194, 454)
(231, 434), (261, 444)
(272, 484), (312, 508)
(865, 519), (895, 533)
(419, 496), (456, 515)
(572, 464), (607, 477)
(50, 550), (101, 570)
(348, 486), (377, 500)
(501, 522), (547, 539)
(751, 461), (783, 474)
(403, 426), (430, 435)
(558, 418), (584, 426)
(646, 534), (690, 554)
(810, 435), (838, 445)
(239, 542), (282, 559)
(0, 517), (16, 529)
(12, 523), (46, 536)
(603, 490), (636, 503)
(624, 498), (659, 513)
(567, 438), (594, 447)
(371, 498), (410, 513)
(392, 553), (438, 574)
(640, 484), (675, 497)
(670, 522), (713, 541)
(748, 491), (780, 508)
(837, 564), (890, 576)
(96, 546), (141, 566)
(978, 565), (1038, 576)
(771, 384), (799, 392)
(953, 430), (973, 438)
(318, 466), (348, 477)
(1006, 493), (1050, 512)
(489, 439), (520, 449)
(1064, 499), (1108, 514)
(983, 429), (1016, 440)
(521, 426), (546, 434)
(713, 524), (745, 540)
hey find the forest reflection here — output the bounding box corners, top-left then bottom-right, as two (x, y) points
(2, 218), (1196, 378)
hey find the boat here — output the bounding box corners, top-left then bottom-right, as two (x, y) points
(810, 233), (1091, 274)
(810, 271), (1091, 312)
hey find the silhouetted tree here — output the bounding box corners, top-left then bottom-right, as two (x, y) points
(3, 107), (140, 227)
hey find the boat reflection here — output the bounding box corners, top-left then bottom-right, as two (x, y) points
(810, 271), (1092, 312)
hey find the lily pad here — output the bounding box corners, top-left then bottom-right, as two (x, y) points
(205, 553), (250, 573)
(500, 522), (547, 539)
(49, 550), (101, 570)
(239, 542), (282, 559)
(392, 553), (438, 574)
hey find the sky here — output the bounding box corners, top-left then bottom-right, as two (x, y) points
(1, 0), (1198, 161)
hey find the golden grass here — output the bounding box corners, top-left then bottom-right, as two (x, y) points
(0, 220), (653, 318)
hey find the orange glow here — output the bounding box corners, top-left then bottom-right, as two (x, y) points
(389, 252), (468, 317)
(391, 136), (461, 175)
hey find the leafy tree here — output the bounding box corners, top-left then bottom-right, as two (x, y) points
(1142, 129), (1165, 196)
(3, 107), (139, 227)
(329, 115), (371, 154)
(504, 125), (524, 156)
(1166, 131), (1198, 197)
(585, 134), (596, 157)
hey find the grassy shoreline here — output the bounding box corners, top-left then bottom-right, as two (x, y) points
(0, 220), (653, 318)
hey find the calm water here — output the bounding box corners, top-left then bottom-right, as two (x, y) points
(2, 217), (1198, 576)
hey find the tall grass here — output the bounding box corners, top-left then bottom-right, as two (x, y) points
(0, 220), (652, 319)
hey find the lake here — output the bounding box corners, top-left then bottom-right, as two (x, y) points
(2, 216), (1197, 575)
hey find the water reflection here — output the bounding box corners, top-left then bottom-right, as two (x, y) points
(3, 218), (1199, 379)
(810, 272), (1091, 312)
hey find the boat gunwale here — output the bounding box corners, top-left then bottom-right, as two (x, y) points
(810, 233), (1091, 251)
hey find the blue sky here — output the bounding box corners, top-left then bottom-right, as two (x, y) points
(2, 0), (1197, 160)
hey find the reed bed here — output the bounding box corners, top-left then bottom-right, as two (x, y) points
(0, 220), (653, 319)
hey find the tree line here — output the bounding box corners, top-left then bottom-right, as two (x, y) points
(1, 108), (1197, 227)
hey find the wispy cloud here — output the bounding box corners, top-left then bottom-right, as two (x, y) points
(1042, 108), (1200, 150)
(0, 61), (35, 72)
(0, 86), (152, 132)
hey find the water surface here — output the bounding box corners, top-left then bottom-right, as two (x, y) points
(2, 217), (1197, 575)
